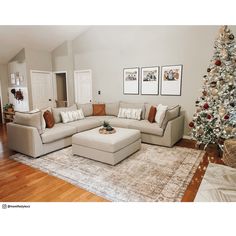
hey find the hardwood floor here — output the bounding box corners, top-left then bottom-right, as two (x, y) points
(0, 124), (223, 202)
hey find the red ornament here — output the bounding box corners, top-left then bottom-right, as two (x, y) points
(203, 103), (209, 109)
(207, 114), (212, 119)
(215, 60), (221, 66)
(224, 115), (229, 120)
(189, 122), (194, 128)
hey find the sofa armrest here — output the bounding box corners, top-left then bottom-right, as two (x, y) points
(7, 123), (44, 158)
(163, 115), (184, 147)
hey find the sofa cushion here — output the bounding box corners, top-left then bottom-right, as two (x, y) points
(14, 111), (44, 134)
(148, 106), (157, 123)
(155, 104), (168, 126)
(92, 104), (106, 116)
(41, 123), (77, 144)
(120, 102), (145, 120)
(129, 120), (164, 136)
(43, 110), (55, 128)
(109, 118), (137, 128)
(105, 102), (119, 116)
(66, 118), (101, 132)
(61, 109), (85, 123)
(41, 107), (52, 130)
(118, 108), (142, 120)
(76, 103), (93, 117)
(144, 103), (157, 120)
(52, 104), (77, 123)
(161, 105), (180, 129)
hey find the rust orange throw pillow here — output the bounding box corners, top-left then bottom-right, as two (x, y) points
(93, 104), (106, 116)
(148, 106), (157, 123)
(43, 110), (55, 128)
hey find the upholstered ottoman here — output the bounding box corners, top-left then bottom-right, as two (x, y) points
(72, 127), (141, 165)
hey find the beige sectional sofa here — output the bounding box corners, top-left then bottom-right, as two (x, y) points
(7, 102), (184, 158)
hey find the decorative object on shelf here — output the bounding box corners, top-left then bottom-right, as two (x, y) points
(3, 103), (14, 112)
(189, 25), (236, 151)
(3, 103), (15, 123)
(160, 64), (183, 96)
(11, 88), (24, 101)
(141, 66), (159, 95)
(10, 74), (16, 85)
(10, 72), (24, 85)
(123, 67), (139, 95)
(99, 121), (116, 134)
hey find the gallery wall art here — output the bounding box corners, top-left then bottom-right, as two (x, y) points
(141, 66), (159, 95)
(160, 65), (183, 96)
(123, 67), (139, 95)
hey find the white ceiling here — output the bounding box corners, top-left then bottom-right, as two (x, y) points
(0, 25), (89, 64)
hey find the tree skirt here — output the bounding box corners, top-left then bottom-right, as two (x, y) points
(10, 144), (204, 202)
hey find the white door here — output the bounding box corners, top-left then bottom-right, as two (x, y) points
(74, 70), (92, 104)
(31, 71), (53, 109)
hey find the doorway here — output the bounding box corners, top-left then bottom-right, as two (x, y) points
(74, 70), (92, 104)
(53, 71), (68, 107)
(31, 70), (54, 110)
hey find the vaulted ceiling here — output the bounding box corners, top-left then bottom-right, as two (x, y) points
(0, 25), (89, 64)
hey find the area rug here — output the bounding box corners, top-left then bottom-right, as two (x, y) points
(10, 144), (204, 202)
(194, 163), (236, 202)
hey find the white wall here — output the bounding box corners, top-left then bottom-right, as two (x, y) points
(72, 25), (236, 134)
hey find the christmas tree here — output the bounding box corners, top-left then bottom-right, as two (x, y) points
(189, 25), (236, 150)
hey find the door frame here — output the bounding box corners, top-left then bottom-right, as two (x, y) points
(30, 70), (53, 109)
(74, 69), (92, 103)
(52, 71), (69, 107)
(0, 80), (4, 123)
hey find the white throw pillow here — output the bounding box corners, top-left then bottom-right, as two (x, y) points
(118, 108), (142, 120)
(155, 104), (168, 127)
(60, 109), (85, 123)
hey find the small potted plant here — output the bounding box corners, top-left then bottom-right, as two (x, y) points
(3, 103), (14, 112)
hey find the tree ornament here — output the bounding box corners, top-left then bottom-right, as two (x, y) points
(219, 106), (226, 117)
(224, 114), (229, 120)
(225, 126), (233, 134)
(196, 107), (202, 112)
(207, 114), (212, 119)
(232, 128), (236, 135)
(215, 60), (222, 66)
(198, 128), (204, 135)
(229, 34), (234, 40)
(207, 68), (211, 72)
(189, 122), (194, 128)
(210, 81), (217, 88)
(211, 88), (218, 96)
(202, 90), (207, 96)
(203, 103), (209, 109)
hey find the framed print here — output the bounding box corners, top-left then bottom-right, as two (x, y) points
(123, 67), (139, 95)
(141, 66), (159, 95)
(161, 65), (183, 96)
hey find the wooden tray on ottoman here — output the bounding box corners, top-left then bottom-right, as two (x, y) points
(99, 127), (116, 135)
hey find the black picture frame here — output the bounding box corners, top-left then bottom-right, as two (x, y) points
(160, 64), (183, 96)
(141, 66), (159, 95)
(123, 67), (139, 95)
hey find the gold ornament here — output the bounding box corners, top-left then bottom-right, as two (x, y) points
(225, 126), (233, 134)
(219, 106), (226, 117)
(196, 107), (202, 113)
(198, 128), (204, 135)
(211, 88), (218, 96)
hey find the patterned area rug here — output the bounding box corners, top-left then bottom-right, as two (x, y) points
(194, 163), (236, 202)
(10, 144), (204, 202)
